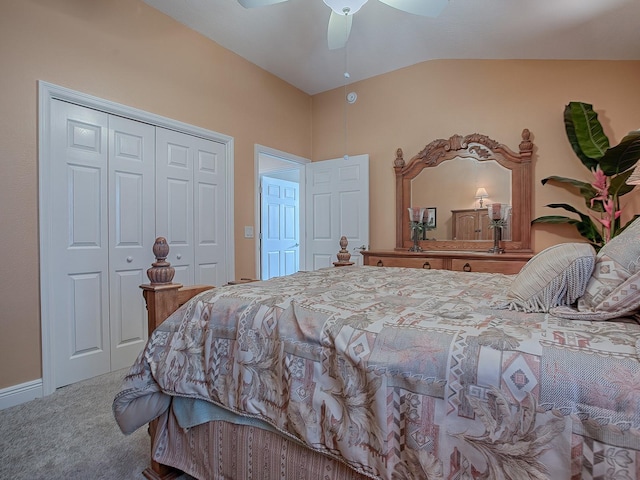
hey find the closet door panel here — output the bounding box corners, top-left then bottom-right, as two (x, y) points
(51, 100), (110, 388)
(156, 128), (195, 285)
(194, 138), (227, 286)
(108, 116), (155, 370)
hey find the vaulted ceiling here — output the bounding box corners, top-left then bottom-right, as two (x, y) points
(143, 0), (640, 95)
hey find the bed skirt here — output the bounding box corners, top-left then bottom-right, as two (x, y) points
(152, 407), (374, 480)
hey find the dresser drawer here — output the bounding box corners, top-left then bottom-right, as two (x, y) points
(450, 258), (526, 275)
(367, 256), (444, 270)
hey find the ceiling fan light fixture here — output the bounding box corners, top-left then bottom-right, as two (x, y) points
(323, 0), (368, 15)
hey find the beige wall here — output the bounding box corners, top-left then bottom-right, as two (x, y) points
(2, 1), (639, 392)
(0, 0), (311, 388)
(312, 59), (640, 252)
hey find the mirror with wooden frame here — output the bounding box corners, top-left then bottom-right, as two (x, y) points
(394, 129), (534, 252)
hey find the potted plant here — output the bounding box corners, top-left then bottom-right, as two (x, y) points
(532, 102), (640, 249)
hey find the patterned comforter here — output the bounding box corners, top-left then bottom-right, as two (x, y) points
(114, 266), (640, 479)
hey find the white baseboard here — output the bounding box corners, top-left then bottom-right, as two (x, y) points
(0, 378), (43, 410)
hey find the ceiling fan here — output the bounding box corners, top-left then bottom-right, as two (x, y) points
(238, 0), (448, 50)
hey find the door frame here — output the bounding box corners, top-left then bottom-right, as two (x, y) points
(38, 81), (235, 395)
(254, 145), (309, 280)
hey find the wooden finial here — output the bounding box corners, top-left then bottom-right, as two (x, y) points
(519, 128), (533, 153)
(334, 235), (353, 266)
(147, 237), (175, 284)
(394, 148), (405, 168)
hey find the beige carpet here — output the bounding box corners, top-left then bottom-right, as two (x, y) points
(0, 368), (184, 480)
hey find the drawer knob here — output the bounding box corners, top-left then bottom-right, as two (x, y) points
(463, 262), (472, 272)
(422, 261), (431, 269)
(377, 260), (383, 267)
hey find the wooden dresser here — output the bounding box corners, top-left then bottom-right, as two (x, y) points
(451, 209), (491, 240)
(362, 250), (532, 275)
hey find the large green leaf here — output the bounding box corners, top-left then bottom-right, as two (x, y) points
(541, 176), (597, 210)
(566, 102), (610, 164)
(564, 104), (600, 171)
(531, 215), (581, 225)
(532, 203), (603, 246)
(609, 169), (636, 198)
(598, 132), (640, 176)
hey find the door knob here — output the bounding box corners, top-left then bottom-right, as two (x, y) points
(176, 253), (182, 259)
(126, 256), (133, 263)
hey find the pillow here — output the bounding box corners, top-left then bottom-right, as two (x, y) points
(578, 216), (640, 310)
(505, 243), (596, 313)
(550, 269), (640, 321)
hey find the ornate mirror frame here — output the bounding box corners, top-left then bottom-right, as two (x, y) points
(395, 129), (534, 252)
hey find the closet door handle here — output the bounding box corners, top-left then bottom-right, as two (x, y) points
(126, 256), (133, 263)
(463, 263), (472, 272)
(176, 254), (182, 260)
(376, 260), (383, 267)
(422, 261), (431, 269)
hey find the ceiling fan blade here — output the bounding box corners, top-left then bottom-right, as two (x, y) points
(378, 0), (448, 17)
(327, 11), (352, 50)
(238, 0), (288, 8)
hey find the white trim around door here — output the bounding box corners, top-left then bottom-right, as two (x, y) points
(254, 145), (309, 280)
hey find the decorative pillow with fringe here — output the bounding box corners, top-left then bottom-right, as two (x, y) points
(550, 269), (640, 321)
(504, 243), (596, 313)
(577, 216), (640, 311)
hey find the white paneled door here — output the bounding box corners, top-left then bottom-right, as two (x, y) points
(156, 128), (228, 287)
(108, 115), (156, 371)
(261, 176), (300, 280)
(50, 100), (154, 387)
(47, 99), (231, 389)
(40, 83), (234, 394)
(305, 155), (369, 270)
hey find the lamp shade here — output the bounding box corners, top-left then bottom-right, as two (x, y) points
(475, 187), (488, 199)
(627, 162), (640, 185)
(323, 0), (368, 14)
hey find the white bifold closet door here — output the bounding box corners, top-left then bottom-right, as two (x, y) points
(50, 100), (154, 387)
(155, 128), (227, 287)
(48, 98), (229, 388)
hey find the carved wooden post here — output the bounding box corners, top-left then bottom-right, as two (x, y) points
(333, 236), (354, 266)
(140, 238), (183, 335)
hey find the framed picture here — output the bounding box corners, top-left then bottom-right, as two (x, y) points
(425, 207), (436, 229)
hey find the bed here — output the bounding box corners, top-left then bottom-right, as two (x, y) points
(114, 222), (640, 479)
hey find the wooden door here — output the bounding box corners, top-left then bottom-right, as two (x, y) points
(453, 210), (478, 240)
(478, 210), (492, 240)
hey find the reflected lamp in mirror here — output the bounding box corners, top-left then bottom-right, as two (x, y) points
(475, 187), (488, 208)
(627, 161), (640, 185)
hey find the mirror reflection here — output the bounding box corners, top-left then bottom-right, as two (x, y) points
(410, 157), (512, 241)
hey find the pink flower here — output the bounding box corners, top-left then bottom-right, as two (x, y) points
(596, 198), (622, 243)
(590, 167), (609, 207)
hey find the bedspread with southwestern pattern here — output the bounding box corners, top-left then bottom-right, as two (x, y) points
(114, 266), (640, 479)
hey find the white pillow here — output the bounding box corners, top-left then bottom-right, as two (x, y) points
(578, 216), (640, 311)
(551, 269), (640, 321)
(505, 243), (596, 313)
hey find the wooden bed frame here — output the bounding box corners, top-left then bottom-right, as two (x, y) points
(138, 237), (359, 479)
(139, 237), (212, 479)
